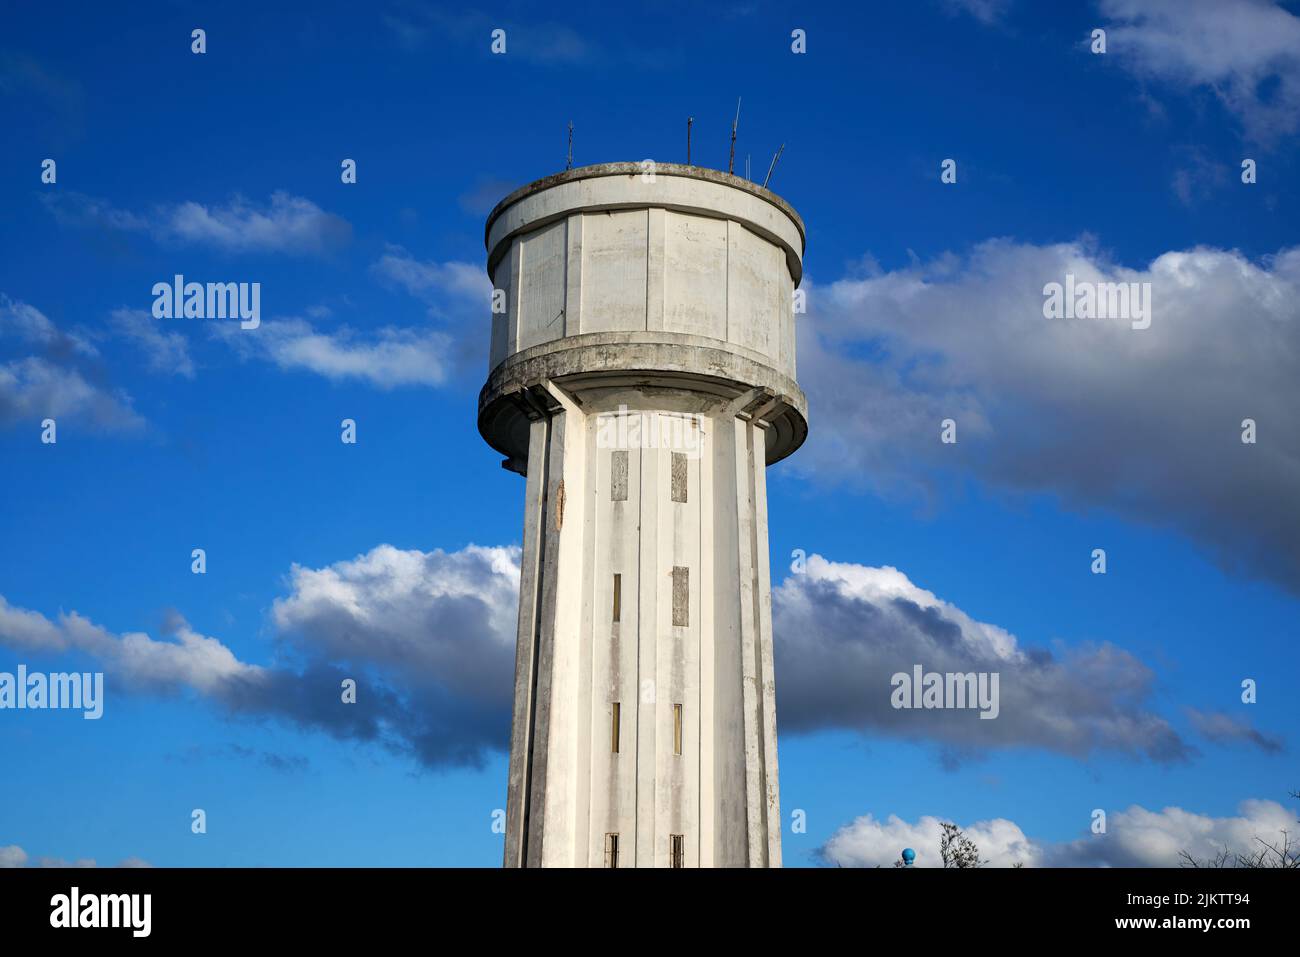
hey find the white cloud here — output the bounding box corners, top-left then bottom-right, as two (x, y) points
(800, 240), (1300, 593)
(5, 544), (1241, 769)
(0, 356), (143, 431)
(38, 190), (145, 233)
(43, 191), (351, 255)
(272, 543), (520, 702)
(822, 813), (1039, 867)
(0, 543), (522, 769)
(157, 191), (351, 254)
(110, 308), (195, 378)
(0, 296), (96, 357)
(368, 249), (493, 375)
(0, 296), (145, 431)
(2, 541), (1257, 773)
(372, 247), (492, 316)
(214, 316), (454, 388)
(0, 597), (261, 694)
(1101, 0), (1300, 142)
(821, 799), (1300, 867)
(0, 845), (27, 868)
(773, 555), (1192, 762)
(0, 845), (149, 868)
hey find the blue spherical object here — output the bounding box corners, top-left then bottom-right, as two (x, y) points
(901, 848), (916, 864)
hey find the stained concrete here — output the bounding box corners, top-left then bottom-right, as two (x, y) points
(482, 163), (806, 868)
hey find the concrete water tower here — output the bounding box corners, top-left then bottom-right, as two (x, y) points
(479, 162), (807, 867)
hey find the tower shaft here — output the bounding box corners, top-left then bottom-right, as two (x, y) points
(504, 389), (782, 866)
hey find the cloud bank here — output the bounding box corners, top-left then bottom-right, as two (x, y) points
(800, 240), (1300, 594)
(773, 555), (1195, 764)
(1101, 0), (1300, 143)
(43, 191), (351, 255)
(820, 798), (1299, 867)
(0, 544), (521, 770)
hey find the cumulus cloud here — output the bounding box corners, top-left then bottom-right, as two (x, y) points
(1101, 0), (1300, 143)
(43, 190), (351, 255)
(821, 812), (1039, 868)
(0, 845), (27, 868)
(1046, 799), (1299, 867)
(256, 543), (522, 767)
(2, 544), (1256, 771)
(820, 799), (1299, 867)
(773, 555), (1191, 763)
(213, 316), (454, 388)
(271, 544), (520, 702)
(0, 544), (522, 770)
(0, 845), (149, 868)
(0, 596), (261, 694)
(800, 240), (1300, 594)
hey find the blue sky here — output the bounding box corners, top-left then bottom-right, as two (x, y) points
(1, 0), (1297, 867)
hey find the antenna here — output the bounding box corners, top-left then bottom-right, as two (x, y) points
(687, 116), (693, 166)
(745, 154), (751, 180)
(566, 121), (573, 171)
(762, 143), (785, 189)
(728, 97), (741, 174)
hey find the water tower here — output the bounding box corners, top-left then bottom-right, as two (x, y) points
(479, 162), (807, 867)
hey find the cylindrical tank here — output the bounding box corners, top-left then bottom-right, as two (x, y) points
(480, 162), (807, 468)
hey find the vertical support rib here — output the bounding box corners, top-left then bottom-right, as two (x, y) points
(732, 418), (767, 866)
(751, 424), (782, 866)
(504, 415), (551, 867)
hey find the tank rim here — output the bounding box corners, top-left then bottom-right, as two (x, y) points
(484, 161), (805, 252)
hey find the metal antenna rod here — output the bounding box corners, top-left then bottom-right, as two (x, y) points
(762, 143), (785, 189)
(728, 97), (741, 174)
(566, 121), (573, 171)
(687, 117), (693, 166)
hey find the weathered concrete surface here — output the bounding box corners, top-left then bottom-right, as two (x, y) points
(479, 335), (808, 469)
(484, 163), (804, 868)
